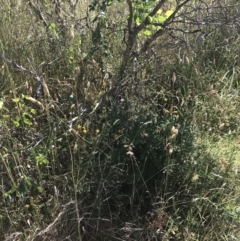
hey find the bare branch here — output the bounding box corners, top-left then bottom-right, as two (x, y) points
(36, 201), (77, 238)
(135, 0), (168, 35)
(28, 0), (48, 28)
(141, 0), (192, 53)
(0, 52), (59, 99)
(4, 232), (22, 241)
(119, 0), (169, 76)
(126, 0), (133, 34)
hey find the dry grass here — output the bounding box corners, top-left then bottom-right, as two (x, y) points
(1, 1), (240, 240)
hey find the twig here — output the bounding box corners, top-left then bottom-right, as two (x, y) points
(36, 200), (77, 238)
(4, 232), (22, 241)
(0, 51), (59, 99)
(27, 0), (48, 28)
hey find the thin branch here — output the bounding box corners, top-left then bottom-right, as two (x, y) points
(135, 0), (168, 35)
(36, 200), (77, 238)
(0, 51), (59, 99)
(126, 0), (133, 34)
(119, 0), (168, 76)
(141, 0), (192, 53)
(149, 0), (169, 17)
(0, 52), (34, 75)
(169, 0), (197, 21)
(28, 0), (48, 28)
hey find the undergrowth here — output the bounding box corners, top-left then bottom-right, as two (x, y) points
(1, 1), (240, 241)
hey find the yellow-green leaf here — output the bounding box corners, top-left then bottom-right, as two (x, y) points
(13, 117), (20, 127)
(12, 97), (20, 103)
(157, 15), (166, 23)
(30, 109), (37, 114)
(165, 10), (174, 18)
(36, 155), (49, 165)
(135, 17), (141, 26)
(0, 100), (3, 109)
(147, 16), (153, 23)
(143, 30), (152, 36)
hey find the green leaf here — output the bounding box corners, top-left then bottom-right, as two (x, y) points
(36, 155), (49, 165)
(135, 17), (141, 26)
(143, 30), (152, 36)
(107, 0), (113, 6)
(147, 16), (153, 23)
(13, 117), (20, 127)
(37, 186), (43, 193)
(30, 108), (37, 114)
(49, 22), (56, 29)
(23, 117), (32, 126)
(150, 24), (157, 30)
(3, 192), (9, 198)
(23, 113), (32, 125)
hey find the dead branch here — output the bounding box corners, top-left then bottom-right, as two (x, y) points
(0, 51), (59, 99)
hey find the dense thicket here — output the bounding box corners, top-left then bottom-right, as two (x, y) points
(1, 1), (240, 240)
